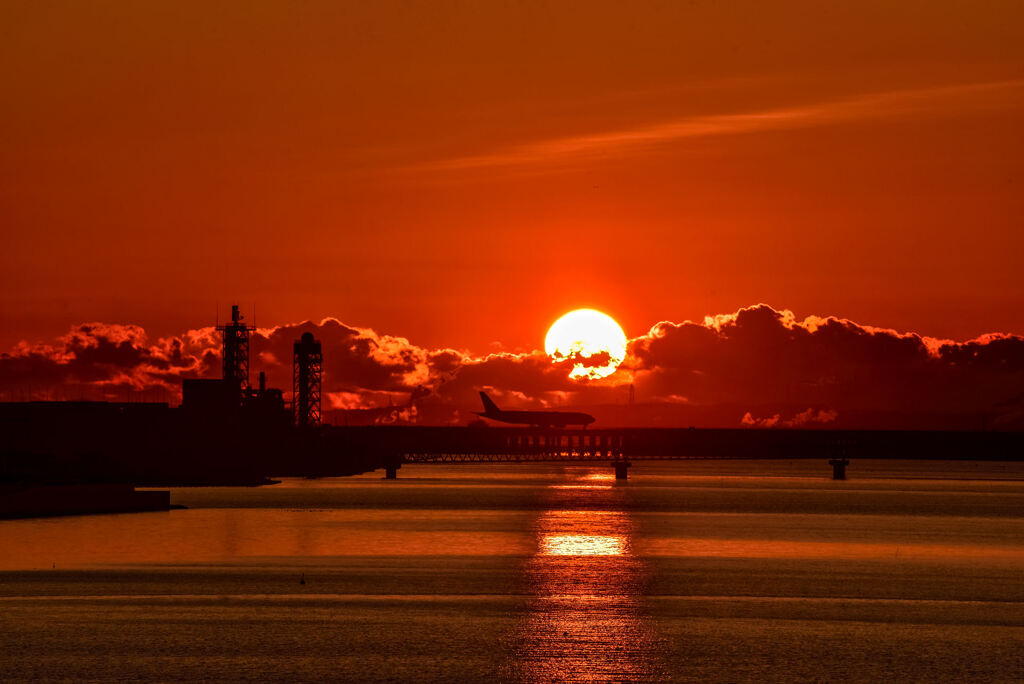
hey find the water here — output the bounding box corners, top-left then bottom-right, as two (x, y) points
(1, 460), (1023, 682)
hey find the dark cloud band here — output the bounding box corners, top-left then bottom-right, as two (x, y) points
(2, 305), (1021, 429)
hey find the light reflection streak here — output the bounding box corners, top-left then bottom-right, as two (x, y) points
(509, 472), (663, 681)
(541, 534), (625, 556)
(551, 484), (618, 490)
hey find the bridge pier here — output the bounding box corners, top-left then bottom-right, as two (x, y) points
(613, 461), (631, 480)
(385, 463), (401, 479)
(828, 458), (850, 480)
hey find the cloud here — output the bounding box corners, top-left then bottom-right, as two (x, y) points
(251, 319), (455, 395)
(2, 304), (1022, 428)
(741, 412), (780, 428)
(742, 407), (839, 428)
(416, 80), (1024, 174)
(0, 323), (218, 400)
(630, 304), (1024, 428)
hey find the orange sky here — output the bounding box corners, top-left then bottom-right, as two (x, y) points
(2, 1), (1023, 353)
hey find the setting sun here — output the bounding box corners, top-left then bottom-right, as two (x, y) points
(545, 309), (627, 380)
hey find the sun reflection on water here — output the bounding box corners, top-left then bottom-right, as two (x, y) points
(541, 534), (626, 556)
(509, 471), (663, 681)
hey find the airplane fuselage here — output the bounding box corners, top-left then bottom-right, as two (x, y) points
(475, 391), (595, 428)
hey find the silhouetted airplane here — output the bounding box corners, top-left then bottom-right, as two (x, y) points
(475, 391), (595, 428)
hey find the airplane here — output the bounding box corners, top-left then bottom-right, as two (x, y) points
(474, 391), (595, 428)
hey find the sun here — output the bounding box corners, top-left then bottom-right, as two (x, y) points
(545, 309), (627, 380)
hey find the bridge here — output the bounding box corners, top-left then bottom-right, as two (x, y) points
(329, 426), (1024, 481)
(402, 428), (633, 479)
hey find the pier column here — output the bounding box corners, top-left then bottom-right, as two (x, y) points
(385, 461), (401, 479)
(613, 461), (631, 480)
(828, 458), (849, 480)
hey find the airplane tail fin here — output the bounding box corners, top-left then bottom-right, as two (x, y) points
(479, 391), (501, 416)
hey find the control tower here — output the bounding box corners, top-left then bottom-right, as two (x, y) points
(293, 332), (322, 428)
(217, 305), (250, 397)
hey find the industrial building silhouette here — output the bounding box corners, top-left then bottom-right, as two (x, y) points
(181, 305), (319, 429)
(0, 305), (375, 488)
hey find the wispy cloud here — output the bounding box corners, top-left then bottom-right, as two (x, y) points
(417, 80), (1024, 173)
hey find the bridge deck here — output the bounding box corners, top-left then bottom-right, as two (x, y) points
(402, 452), (813, 463)
(331, 426), (1024, 463)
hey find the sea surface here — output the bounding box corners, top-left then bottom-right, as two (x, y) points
(1, 460), (1023, 682)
